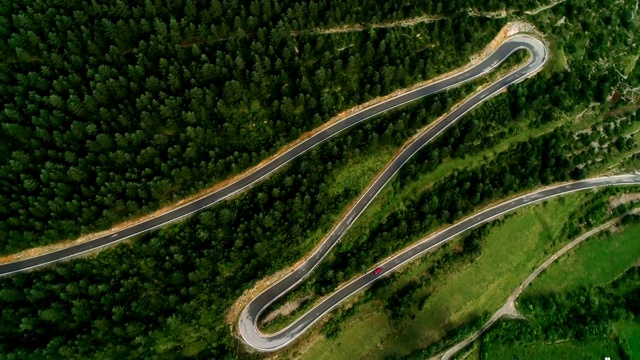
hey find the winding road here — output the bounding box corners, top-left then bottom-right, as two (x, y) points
(240, 175), (640, 351)
(4, 32), (631, 353)
(0, 35), (542, 277)
(234, 35), (640, 351)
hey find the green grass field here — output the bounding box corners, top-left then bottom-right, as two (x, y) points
(623, 53), (639, 77)
(296, 193), (590, 359)
(269, 3), (640, 349)
(475, 321), (640, 360)
(479, 338), (620, 360)
(324, 145), (397, 198)
(524, 221), (640, 297)
(615, 320), (640, 358)
(469, 216), (640, 360)
(298, 308), (391, 360)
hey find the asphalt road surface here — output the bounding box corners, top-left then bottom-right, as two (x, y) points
(1, 31), (636, 352)
(0, 34), (554, 347)
(240, 175), (640, 351)
(237, 34), (553, 350)
(0, 35), (542, 277)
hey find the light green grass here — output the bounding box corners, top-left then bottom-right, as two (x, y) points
(482, 338), (620, 359)
(623, 53), (639, 77)
(324, 146), (396, 198)
(298, 193), (588, 359)
(348, 87), (610, 242)
(300, 308), (392, 360)
(299, 145), (399, 254)
(615, 320), (640, 358)
(568, 39), (589, 67)
(600, 131), (640, 173)
(453, 343), (480, 360)
(402, 117), (563, 196)
(552, 44), (568, 72)
(347, 115), (567, 247)
(524, 221), (640, 297)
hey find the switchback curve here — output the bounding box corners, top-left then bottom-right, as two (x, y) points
(0, 35), (542, 276)
(239, 34), (550, 351)
(240, 175), (640, 351)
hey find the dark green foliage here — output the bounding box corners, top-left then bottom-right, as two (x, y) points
(0, 0), (505, 253)
(0, 81), (477, 357)
(309, 126), (578, 292)
(0, 146), (368, 357)
(1, 0), (638, 357)
(621, 213), (640, 226)
(398, 95), (521, 187)
(479, 266), (640, 355)
(558, 191), (628, 243)
(385, 280), (422, 322)
(320, 303), (360, 339)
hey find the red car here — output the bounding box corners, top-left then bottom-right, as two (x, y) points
(373, 267), (382, 275)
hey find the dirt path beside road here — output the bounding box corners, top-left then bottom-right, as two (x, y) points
(437, 208), (640, 360)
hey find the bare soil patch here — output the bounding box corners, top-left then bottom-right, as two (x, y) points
(610, 193), (640, 209)
(469, 9), (515, 19)
(262, 296), (312, 325)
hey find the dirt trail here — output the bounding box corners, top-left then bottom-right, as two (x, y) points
(469, 0), (566, 19)
(437, 208), (640, 360)
(313, 15), (445, 34)
(262, 296), (311, 324)
(469, 9), (515, 19)
(610, 193), (640, 209)
(524, 0), (566, 15)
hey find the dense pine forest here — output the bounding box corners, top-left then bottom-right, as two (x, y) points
(1, 0), (640, 358)
(0, 0), (513, 253)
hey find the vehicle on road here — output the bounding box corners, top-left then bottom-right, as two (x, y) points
(373, 267), (382, 275)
